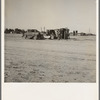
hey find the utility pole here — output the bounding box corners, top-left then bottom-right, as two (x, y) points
(41, 27), (42, 32)
(44, 27), (45, 32)
(89, 28), (90, 33)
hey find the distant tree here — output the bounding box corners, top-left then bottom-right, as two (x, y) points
(76, 30), (78, 33)
(4, 28), (9, 33)
(75, 30), (78, 35)
(73, 31), (76, 36)
(80, 32), (86, 36)
(21, 29), (26, 33)
(15, 28), (22, 34)
(9, 29), (14, 33)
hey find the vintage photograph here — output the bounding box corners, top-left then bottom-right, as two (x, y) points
(4, 0), (96, 82)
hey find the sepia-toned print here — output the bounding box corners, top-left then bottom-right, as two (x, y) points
(4, 0), (96, 82)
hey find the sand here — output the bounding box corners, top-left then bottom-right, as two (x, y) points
(4, 34), (96, 82)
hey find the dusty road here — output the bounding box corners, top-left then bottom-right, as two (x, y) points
(5, 34), (96, 82)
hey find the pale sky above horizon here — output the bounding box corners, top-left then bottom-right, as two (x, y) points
(5, 0), (96, 33)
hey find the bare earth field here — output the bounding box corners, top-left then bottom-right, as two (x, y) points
(5, 34), (96, 82)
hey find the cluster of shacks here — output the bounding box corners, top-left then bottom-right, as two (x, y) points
(22, 28), (70, 40)
(46, 28), (70, 40)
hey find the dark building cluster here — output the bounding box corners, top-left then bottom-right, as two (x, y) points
(4, 27), (95, 40)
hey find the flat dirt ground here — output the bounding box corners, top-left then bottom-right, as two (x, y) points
(4, 34), (96, 82)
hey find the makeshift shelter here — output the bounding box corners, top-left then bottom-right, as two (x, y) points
(46, 28), (70, 40)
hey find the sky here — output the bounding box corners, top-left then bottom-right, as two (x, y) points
(5, 0), (96, 33)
